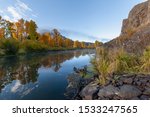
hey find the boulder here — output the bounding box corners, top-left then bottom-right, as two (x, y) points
(98, 85), (119, 99)
(140, 95), (150, 100)
(122, 78), (133, 84)
(143, 88), (150, 96)
(118, 85), (142, 99)
(146, 82), (150, 87)
(131, 97), (140, 100)
(80, 82), (99, 100)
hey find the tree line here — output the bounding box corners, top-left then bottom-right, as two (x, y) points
(0, 16), (103, 55)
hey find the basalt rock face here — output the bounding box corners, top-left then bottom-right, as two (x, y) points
(105, 0), (150, 53)
(121, 1), (150, 34)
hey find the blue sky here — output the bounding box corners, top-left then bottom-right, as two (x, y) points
(0, 0), (146, 42)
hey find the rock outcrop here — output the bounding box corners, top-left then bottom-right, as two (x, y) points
(121, 1), (150, 34)
(76, 73), (150, 100)
(105, 0), (150, 53)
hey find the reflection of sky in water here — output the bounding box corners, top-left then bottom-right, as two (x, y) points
(0, 50), (95, 100)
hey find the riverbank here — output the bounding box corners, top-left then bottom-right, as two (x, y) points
(0, 47), (94, 58)
(66, 67), (150, 100)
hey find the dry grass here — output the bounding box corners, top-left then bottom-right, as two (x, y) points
(93, 46), (147, 85)
(140, 46), (150, 73)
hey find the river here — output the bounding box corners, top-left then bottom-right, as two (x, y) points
(0, 49), (95, 100)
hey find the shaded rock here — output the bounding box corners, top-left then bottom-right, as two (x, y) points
(98, 85), (119, 99)
(146, 82), (150, 87)
(115, 80), (123, 86)
(80, 82), (99, 100)
(136, 81), (142, 86)
(118, 85), (142, 99)
(131, 97), (140, 100)
(80, 78), (94, 87)
(140, 79), (149, 84)
(140, 95), (150, 100)
(143, 88), (150, 96)
(122, 78), (133, 84)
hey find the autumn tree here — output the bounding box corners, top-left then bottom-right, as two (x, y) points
(0, 28), (4, 39)
(28, 20), (38, 40)
(25, 21), (30, 38)
(0, 17), (15, 38)
(52, 29), (60, 47)
(39, 32), (54, 47)
(58, 35), (63, 47)
(94, 40), (103, 48)
(81, 41), (86, 48)
(73, 40), (81, 48)
(64, 38), (73, 48)
(16, 19), (25, 41)
(4, 20), (15, 38)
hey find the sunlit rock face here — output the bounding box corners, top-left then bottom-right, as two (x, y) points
(121, 0), (150, 35)
(105, 0), (150, 53)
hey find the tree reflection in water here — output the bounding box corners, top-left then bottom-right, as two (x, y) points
(0, 49), (95, 99)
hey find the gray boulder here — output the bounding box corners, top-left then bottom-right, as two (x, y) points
(80, 82), (99, 100)
(143, 88), (150, 96)
(122, 78), (133, 84)
(118, 85), (142, 99)
(98, 85), (119, 99)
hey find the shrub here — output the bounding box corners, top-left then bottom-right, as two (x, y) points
(0, 38), (19, 55)
(93, 47), (140, 85)
(93, 47), (110, 85)
(21, 40), (49, 53)
(109, 48), (139, 73)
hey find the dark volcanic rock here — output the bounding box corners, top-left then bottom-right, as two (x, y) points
(143, 88), (150, 95)
(140, 95), (150, 100)
(80, 82), (99, 100)
(65, 73), (94, 99)
(98, 85), (119, 99)
(131, 97), (140, 100)
(118, 85), (142, 99)
(122, 78), (133, 84)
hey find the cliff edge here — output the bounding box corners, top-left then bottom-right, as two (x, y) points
(105, 0), (150, 53)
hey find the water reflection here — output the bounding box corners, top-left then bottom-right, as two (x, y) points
(0, 49), (95, 99)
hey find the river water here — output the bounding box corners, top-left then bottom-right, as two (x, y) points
(0, 49), (95, 100)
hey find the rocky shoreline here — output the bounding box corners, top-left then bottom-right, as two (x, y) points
(65, 68), (150, 100)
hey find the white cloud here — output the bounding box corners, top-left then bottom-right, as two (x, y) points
(1, 0), (37, 22)
(7, 6), (21, 21)
(16, 0), (32, 11)
(3, 15), (12, 21)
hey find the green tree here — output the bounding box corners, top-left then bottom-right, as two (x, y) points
(28, 20), (38, 40)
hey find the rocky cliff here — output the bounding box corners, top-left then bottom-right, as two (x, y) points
(105, 0), (150, 53)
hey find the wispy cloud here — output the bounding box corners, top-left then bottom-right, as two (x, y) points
(59, 29), (110, 43)
(7, 6), (22, 20)
(16, 0), (32, 11)
(0, 0), (37, 22)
